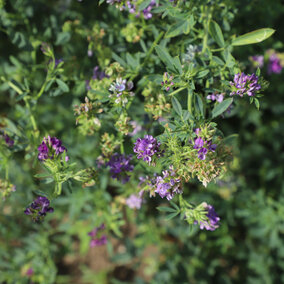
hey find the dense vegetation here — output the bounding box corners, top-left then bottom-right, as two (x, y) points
(0, 0), (283, 283)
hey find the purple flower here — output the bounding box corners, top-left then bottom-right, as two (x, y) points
(109, 78), (126, 93)
(133, 135), (162, 165)
(154, 166), (182, 201)
(86, 66), (108, 90)
(88, 224), (107, 247)
(3, 134), (14, 147)
(92, 66), (107, 80)
(126, 191), (144, 209)
(197, 147), (208, 160)
(194, 203), (220, 231)
(230, 72), (261, 97)
(37, 136), (68, 162)
(194, 137), (204, 149)
(106, 153), (134, 183)
(54, 58), (63, 67)
(26, 268), (34, 277)
(268, 53), (282, 74)
(251, 55), (264, 68)
(193, 133), (217, 160)
(24, 196), (54, 222)
(128, 121), (142, 137)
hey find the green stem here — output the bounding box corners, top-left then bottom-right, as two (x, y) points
(36, 80), (48, 100)
(119, 133), (124, 154)
(7, 80), (38, 133)
(5, 166), (9, 180)
(129, 31), (164, 82)
(24, 98), (38, 132)
(201, 6), (213, 54)
(169, 86), (186, 97)
(187, 89), (193, 115)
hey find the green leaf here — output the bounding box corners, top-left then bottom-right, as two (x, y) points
(232, 28), (275, 46)
(209, 21), (225, 47)
(157, 206), (177, 213)
(34, 173), (52, 178)
(56, 79), (69, 92)
(155, 45), (174, 70)
(173, 56), (182, 75)
(254, 98), (260, 110)
(55, 32), (71, 45)
(138, 0), (151, 11)
(172, 97), (182, 116)
(196, 69), (209, 79)
(195, 94), (204, 117)
(212, 98), (233, 118)
(166, 212), (179, 220)
(112, 52), (127, 67)
(166, 19), (190, 38)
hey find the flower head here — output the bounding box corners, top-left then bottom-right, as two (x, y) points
(37, 136), (68, 162)
(133, 135), (162, 165)
(230, 72), (261, 97)
(24, 196), (54, 222)
(126, 191), (144, 209)
(154, 166), (182, 201)
(193, 135), (217, 160)
(106, 153), (134, 183)
(88, 223), (107, 247)
(3, 134), (14, 147)
(268, 53), (282, 74)
(194, 203), (220, 231)
(251, 55), (264, 68)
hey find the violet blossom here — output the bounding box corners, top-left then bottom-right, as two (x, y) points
(268, 53), (282, 74)
(37, 136), (69, 162)
(126, 191), (144, 209)
(154, 166), (182, 201)
(88, 223), (107, 247)
(133, 135), (162, 165)
(230, 72), (261, 97)
(193, 135), (217, 161)
(194, 203), (220, 231)
(106, 153), (134, 183)
(24, 196), (54, 222)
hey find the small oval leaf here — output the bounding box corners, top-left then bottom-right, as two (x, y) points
(232, 28), (275, 46)
(212, 98), (233, 118)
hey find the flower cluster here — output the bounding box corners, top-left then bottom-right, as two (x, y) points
(128, 121), (142, 137)
(126, 191), (144, 209)
(107, 0), (158, 20)
(194, 203), (220, 231)
(193, 129), (217, 160)
(250, 55), (264, 68)
(109, 78), (134, 106)
(183, 44), (201, 63)
(3, 133), (14, 147)
(161, 72), (174, 92)
(88, 224), (107, 247)
(86, 66), (108, 91)
(24, 196), (54, 222)
(0, 179), (16, 200)
(38, 136), (69, 162)
(133, 135), (162, 165)
(155, 166), (182, 200)
(230, 72), (261, 97)
(207, 93), (224, 103)
(268, 53), (282, 74)
(106, 153), (134, 183)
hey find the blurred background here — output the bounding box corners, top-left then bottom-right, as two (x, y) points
(0, 0), (284, 283)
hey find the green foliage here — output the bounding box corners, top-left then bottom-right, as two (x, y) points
(0, 0), (284, 283)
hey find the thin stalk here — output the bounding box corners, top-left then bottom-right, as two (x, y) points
(169, 86), (186, 97)
(129, 31), (164, 82)
(187, 89), (193, 115)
